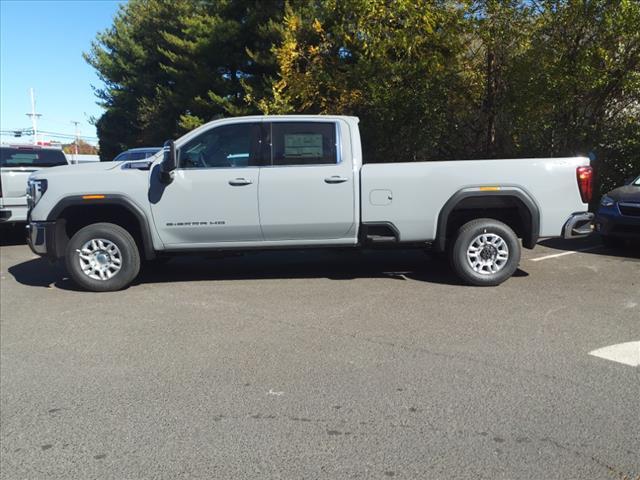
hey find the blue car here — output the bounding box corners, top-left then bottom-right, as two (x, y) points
(595, 174), (640, 247)
(112, 147), (161, 162)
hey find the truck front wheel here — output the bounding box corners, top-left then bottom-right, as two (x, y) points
(450, 218), (520, 286)
(65, 222), (141, 292)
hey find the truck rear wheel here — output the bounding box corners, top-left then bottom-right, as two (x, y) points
(65, 222), (140, 292)
(450, 218), (520, 286)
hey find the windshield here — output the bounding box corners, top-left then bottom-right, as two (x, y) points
(1, 148), (67, 167)
(113, 149), (160, 162)
(129, 151), (156, 160)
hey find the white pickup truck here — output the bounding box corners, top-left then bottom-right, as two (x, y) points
(26, 115), (593, 291)
(1, 145), (68, 224)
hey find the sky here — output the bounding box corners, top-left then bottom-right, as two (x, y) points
(0, 0), (123, 145)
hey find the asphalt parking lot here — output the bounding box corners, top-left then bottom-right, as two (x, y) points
(1, 227), (638, 480)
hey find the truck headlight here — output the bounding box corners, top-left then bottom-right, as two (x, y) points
(599, 195), (615, 207)
(27, 179), (48, 209)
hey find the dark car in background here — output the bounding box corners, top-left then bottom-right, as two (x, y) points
(595, 174), (640, 247)
(112, 147), (161, 162)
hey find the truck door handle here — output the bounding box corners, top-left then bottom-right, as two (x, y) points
(324, 176), (348, 184)
(228, 178), (253, 186)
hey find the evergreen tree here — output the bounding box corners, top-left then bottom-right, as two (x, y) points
(85, 0), (283, 160)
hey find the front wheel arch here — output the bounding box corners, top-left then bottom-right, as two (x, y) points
(47, 196), (156, 260)
(64, 222), (141, 291)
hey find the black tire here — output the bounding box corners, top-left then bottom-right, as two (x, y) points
(450, 218), (521, 286)
(65, 222), (140, 292)
(601, 235), (625, 249)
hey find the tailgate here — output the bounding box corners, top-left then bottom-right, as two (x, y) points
(0, 168), (38, 200)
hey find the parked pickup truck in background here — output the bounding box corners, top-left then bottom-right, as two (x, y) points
(1, 145), (69, 224)
(26, 115), (594, 291)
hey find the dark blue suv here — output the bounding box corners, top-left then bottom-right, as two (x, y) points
(595, 174), (640, 247)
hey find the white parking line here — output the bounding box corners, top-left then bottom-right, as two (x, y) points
(530, 245), (603, 262)
(589, 341), (640, 367)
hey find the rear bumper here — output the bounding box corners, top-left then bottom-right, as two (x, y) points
(0, 205), (28, 223)
(562, 212), (594, 239)
(26, 221), (57, 258)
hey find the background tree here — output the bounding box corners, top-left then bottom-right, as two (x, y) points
(62, 139), (99, 155)
(87, 0), (639, 198)
(85, 0), (283, 160)
(508, 0), (640, 194)
(253, 0), (473, 163)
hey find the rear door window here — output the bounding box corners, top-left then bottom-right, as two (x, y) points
(269, 122), (338, 166)
(1, 148), (67, 167)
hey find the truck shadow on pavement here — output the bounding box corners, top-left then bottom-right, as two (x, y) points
(0, 225), (27, 246)
(8, 249), (530, 290)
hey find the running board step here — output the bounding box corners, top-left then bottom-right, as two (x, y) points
(366, 235), (397, 243)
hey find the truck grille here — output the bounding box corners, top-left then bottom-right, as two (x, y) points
(618, 202), (640, 217)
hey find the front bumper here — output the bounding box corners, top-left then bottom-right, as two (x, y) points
(562, 212), (594, 239)
(595, 209), (640, 239)
(26, 221), (57, 258)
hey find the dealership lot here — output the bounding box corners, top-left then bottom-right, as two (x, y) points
(1, 230), (638, 479)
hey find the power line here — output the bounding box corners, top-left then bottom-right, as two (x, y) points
(0, 130), (98, 141)
(36, 130), (98, 140)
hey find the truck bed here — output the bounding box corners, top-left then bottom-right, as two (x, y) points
(360, 157), (590, 242)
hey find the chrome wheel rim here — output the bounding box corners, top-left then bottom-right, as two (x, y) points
(77, 238), (122, 281)
(466, 233), (509, 275)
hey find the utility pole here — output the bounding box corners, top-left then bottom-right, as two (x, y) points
(25, 88), (42, 145)
(71, 121), (80, 164)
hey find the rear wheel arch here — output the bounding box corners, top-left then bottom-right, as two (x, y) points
(46, 195), (156, 260)
(435, 188), (540, 251)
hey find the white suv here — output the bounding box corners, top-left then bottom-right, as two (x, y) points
(0, 145), (68, 224)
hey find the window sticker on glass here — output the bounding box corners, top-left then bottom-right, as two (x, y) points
(284, 134), (323, 158)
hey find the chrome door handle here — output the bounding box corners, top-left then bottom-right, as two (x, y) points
(228, 178), (253, 186)
(324, 176), (348, 184)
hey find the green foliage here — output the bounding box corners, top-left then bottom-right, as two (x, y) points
(257, 0), (474, 163)
(504, 0), (640, 195)
(87, 0), (639, 198)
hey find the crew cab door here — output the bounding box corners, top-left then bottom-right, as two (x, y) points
(258, 121), (356, 241)
(149, 122), (264, 246)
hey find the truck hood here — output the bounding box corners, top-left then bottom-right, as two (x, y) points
(29, 161), (125, 180)
(607, 184), (640, 203)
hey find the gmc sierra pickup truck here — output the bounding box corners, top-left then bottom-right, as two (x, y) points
(26, 115), (593, 291)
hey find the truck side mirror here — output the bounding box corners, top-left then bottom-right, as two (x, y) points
(160, 139), (176, 183)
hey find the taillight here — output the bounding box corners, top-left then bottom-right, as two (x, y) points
(576, 166), (593, 203)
